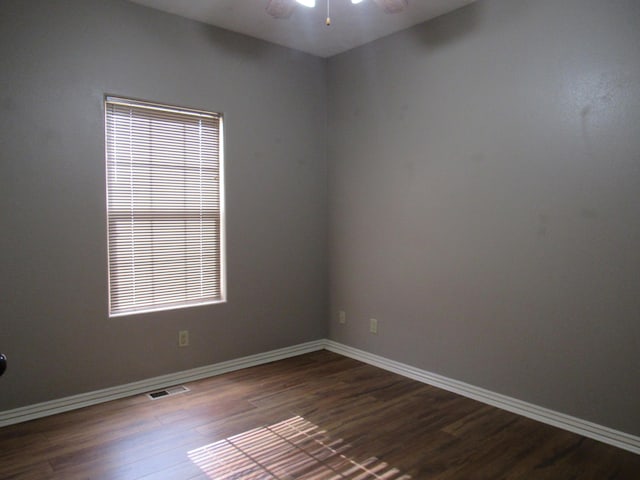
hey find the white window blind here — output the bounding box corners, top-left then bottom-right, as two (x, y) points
(105, 96), (224, 316)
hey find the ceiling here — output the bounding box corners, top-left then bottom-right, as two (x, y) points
(128, 0), (477, 58)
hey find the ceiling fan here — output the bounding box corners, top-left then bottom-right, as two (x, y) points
(266, 0), (408, 24)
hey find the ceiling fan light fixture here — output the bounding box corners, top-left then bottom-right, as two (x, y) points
(266, 0), (297, 18)
(267, 0), (407, 22)
(373, 0), (408, 14)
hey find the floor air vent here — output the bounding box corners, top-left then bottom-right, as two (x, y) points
(147, 385), (190, 400)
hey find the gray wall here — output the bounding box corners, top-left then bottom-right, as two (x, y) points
(2, 0), (639, 440)
(0, 0), (327, 410)
(328, 0), (640, 435)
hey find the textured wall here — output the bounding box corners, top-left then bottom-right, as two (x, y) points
(2, 0), (639, 439)
(328, 0), (640, 435)
(0, 0), (327, 410)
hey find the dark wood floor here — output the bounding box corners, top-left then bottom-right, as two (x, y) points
(1, 350), (639, 479)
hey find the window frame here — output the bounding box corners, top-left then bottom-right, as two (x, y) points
(104, 95), (226, 317)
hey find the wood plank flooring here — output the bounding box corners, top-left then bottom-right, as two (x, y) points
(1, 350), (639, 479)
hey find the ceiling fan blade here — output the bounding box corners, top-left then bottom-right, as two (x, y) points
(266, 0), (298, 19)
(373, 0), (408, 14)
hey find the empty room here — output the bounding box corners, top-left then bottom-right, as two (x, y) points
(1, 0), (639, 478)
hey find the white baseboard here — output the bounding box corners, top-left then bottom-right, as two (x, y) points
(0, 340), (325, 428)
(324, 340), (640, 455)
(2, 338), (638, 456)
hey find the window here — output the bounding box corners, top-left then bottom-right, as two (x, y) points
(105, 96), (225, 316)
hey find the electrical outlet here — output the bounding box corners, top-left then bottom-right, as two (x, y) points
(339, 310), (346, 324)
(178, 330), (189, 347)
(369, 318), (378, 334)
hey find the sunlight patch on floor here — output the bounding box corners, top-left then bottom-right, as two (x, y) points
(188, 415), (411, 479)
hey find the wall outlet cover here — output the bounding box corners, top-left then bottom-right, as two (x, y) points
(369, 318), (378, 334)
(178, 330), (189, 347)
